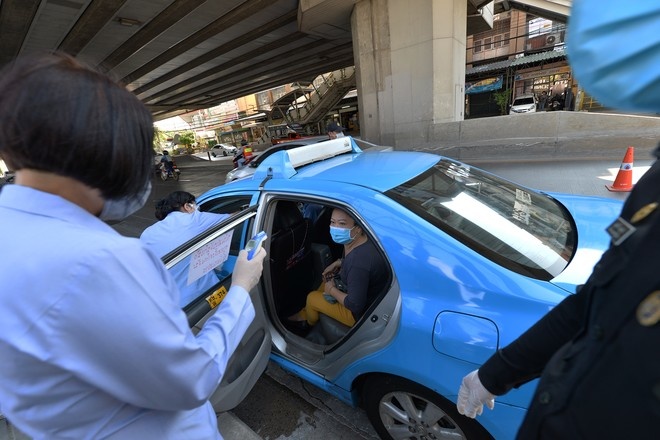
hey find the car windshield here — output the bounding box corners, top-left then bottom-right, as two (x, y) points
(385, 159), (576, 280)
(514, 97), (535, 105)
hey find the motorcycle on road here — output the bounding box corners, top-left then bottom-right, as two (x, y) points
(159, 161), (180, 181)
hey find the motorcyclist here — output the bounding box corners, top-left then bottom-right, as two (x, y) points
(236, 140), (253, 168)
(160, 150), (174, 174)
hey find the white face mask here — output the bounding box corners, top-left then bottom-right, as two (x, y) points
(99, 181), (152, 222)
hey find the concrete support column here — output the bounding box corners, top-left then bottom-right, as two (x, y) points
(352, 0), (467, 148)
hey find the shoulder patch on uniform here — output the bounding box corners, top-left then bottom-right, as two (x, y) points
(630, 202), (658, 224)
(637, 291), (660, 327)
(606, 217), (636, 246)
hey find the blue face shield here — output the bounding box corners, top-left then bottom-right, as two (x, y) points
(567, 2), (660, 113)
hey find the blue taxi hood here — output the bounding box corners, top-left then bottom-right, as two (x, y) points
(292, 150), (439, 190)
(247, 137), (441, 191)
(547, 192), (622, 292)
(201, 146), (440, 200)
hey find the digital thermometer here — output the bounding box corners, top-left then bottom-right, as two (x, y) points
(245, 231), (267, 260)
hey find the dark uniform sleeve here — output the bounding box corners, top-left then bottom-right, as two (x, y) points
(480, 146), (660, 397)
(479, 285), (589, 395)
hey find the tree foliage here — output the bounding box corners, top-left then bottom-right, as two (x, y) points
(152, 126), (168, 152)
(492, 89), (512, 115)
(178, 131), (196, 147)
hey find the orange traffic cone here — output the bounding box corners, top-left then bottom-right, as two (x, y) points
(606, 146), (635, 192)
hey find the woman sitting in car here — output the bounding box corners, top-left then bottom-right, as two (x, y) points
(287, 207), (388, 334)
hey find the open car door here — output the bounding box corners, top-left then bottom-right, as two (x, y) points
(161, 205), (270, 412)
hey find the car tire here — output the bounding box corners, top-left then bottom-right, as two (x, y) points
(223, 151), (228, 156)
(363, 375), (492, 440)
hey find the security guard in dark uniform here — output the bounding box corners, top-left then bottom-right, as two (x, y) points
(456, 1), (660, 438)
(459, 146), (660, 439)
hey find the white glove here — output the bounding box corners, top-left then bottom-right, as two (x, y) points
(231, 248), (266, 292)
(457, 370), (495, 418)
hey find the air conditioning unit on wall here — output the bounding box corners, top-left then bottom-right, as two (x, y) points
(545, 33), (563, 46)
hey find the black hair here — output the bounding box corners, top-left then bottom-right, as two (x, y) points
(0, 51), (154, 199)
(154, 191), (196, 220)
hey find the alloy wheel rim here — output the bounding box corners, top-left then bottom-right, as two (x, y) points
(378, 391), (466, 440)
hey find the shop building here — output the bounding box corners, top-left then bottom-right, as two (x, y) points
(464, 9), (587, 118)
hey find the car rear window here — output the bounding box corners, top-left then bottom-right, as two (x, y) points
(385, 159), (576, 280)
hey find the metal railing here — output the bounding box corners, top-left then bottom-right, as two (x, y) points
(273, 67), (356, 127)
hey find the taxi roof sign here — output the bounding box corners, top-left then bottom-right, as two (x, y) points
(253, 137), (361, 180)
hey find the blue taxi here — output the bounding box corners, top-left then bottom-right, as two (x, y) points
(162, 137), (622, 439)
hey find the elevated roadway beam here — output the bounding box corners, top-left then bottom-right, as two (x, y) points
(495, 0), (572, 22)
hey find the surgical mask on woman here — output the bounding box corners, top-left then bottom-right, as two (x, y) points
(100, 181), (152, 222)
(330, 225), (356, 245)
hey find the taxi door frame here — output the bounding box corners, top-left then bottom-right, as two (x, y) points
(161, 205), (271, 412)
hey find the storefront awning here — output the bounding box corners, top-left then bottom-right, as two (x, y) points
(466, 59), (512, 76)
(510, 47), (566, 66)
(466, 47), (567, 76)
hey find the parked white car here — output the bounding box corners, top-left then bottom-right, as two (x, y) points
(0, 159), (13, 183)
(509, 94), (538, 114)
(211, 143), (238, 157)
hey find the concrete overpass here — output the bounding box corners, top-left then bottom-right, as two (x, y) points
(0, 0), (579, 147)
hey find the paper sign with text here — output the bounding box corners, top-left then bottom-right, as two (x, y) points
(187, 231), (233, 285)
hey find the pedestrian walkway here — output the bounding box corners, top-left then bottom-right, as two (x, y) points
(0, 412), (261, 440)
(1, 414), (30, 440)
(218, 412), (262, 439)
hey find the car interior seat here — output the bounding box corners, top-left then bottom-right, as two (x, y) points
(311, 206), (344, 261)
(305, 314), (352, 345)
(309, 243), (333, 290)
(305, 276), (393, 345)
(269, 201), (314, 318)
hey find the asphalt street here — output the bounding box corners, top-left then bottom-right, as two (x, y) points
(110, 152), (234, 238)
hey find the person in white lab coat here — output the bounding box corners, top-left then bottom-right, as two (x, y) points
(140, 191), (230, 307)
(0, 51), (266, 440)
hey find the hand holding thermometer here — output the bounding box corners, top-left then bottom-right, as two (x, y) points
(245, 231), (267, 260)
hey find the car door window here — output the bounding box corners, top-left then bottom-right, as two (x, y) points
(162, 205), (257, 322)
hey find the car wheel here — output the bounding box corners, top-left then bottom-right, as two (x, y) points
(223, 150), (228, 156)
(363, 375), (492, 440)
